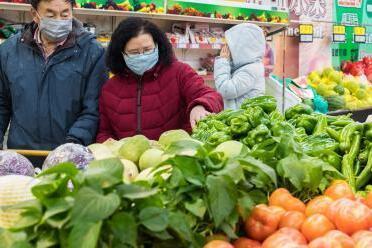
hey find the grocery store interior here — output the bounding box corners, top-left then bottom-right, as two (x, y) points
(1, 0), (372, 247)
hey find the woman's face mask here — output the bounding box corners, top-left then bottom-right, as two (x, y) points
(123, 46), (159, 76)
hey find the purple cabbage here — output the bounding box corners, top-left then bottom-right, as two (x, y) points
(42, 143), (94, 171)
(0, 151), (35, 176)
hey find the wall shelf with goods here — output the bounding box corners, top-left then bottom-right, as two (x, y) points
(0, 2), (289, 30)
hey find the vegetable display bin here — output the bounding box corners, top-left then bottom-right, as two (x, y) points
(265, 76), (301, 112)
(328, 107), (372, 123)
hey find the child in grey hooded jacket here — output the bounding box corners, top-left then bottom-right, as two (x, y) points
(214, 23), (266, 110)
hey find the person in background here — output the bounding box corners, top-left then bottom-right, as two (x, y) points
(97, 17), (223, 142)
(263, 29), (275, 77)
(214, 23), (265, 110)
(0, 0), (107, 151)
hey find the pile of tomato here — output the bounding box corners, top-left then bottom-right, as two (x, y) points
(204, 180), (372, 248)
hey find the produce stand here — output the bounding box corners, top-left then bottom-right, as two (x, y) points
(2, 1), (372, 247)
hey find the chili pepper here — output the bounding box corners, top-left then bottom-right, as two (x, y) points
(331, 119), (354, 127)
(355, 160), (361, 176)
(358, 148), (370, 165)
(241, 95), (277, 114)
(313, 115), (328, 135)
(244, 106), (270, 128)
(295, 115), (318, 135)
(326, 114), (352, 125)
(356, 146), (372, 189)
(230, 115), (252, 135)
(364, 122), (372, 142)
(206, 131), (231, 147)
(271, 121), (295, 137)
(339, 123), (363, 153)
(326, 127), (340, 142)
(269, 110), (285, 123)
(342, 134), (361, 191)
(284, 104), (313, 120)
(243, 124), (271, 148)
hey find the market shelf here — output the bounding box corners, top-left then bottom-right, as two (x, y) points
(172, 43), (223, 50)
(0, 2), (289, 29)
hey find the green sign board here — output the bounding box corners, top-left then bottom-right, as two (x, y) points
(332, 0), (371, 67)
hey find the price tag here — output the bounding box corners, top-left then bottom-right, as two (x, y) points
(333, 25), (346, 35)
(299, 24), (313, 43)
(299, 24), (313, 35)
(333, 34), (346, 43)
(190, 44), (199, 49)
(353, 26), (366, 43)
(354, 26), (366, 36)
(354, 35), (366, 43)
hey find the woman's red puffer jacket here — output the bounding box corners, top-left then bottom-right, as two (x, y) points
(96, 60), (223, 142)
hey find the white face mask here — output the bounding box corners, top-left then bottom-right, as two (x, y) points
(37, 12), (72, 42)
(123, 47), (159, 76)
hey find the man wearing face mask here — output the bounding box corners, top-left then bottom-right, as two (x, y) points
(0, 0), (107, 153)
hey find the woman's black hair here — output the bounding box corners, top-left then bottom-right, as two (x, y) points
(106, 17), (174, 74)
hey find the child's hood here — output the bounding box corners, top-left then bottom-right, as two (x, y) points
(225, 23), (266, 69)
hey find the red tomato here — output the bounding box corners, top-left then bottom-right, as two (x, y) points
(301, 214), (335, 241)
(324, 180), (355, 200)
(233, 237), (261, 248)
(352, 230), (372, 243)
(333, 200), (371, 235)
(308, 237), (343, 248)
(262, 228), (307, 248)
(269, 188), (305, 213)
(326, 198), (354, 223)
(279, 211), (306, 230)
(275, 228), (307, 244)
(325, 230), (355, 248)
(245, 205), (283, 242)
(305, 196), (333, 217)
(365, 191), (372, 208)
(204, 240), (234, 248)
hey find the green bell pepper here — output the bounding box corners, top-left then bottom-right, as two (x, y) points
(269, 110), (285, 123)
(271, 121), (295, 137)
(318, 150), (342, 170)
(242, 124), (271, 147)
(230, 115), (252, 135)
(295, 115), (318, 135)
(210, 120), (230, 132)
(241, 95), (277, 114)
(284, 104), (313, 120)
(244, 106), (270, 128)
(206, 131), (231, 147)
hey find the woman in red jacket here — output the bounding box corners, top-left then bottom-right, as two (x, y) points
(97, 18), (223, 142)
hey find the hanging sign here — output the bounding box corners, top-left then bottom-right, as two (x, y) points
(353, 26), (366, 43)
(333, 25), (346, 42)
(299, 24), (314, 42)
